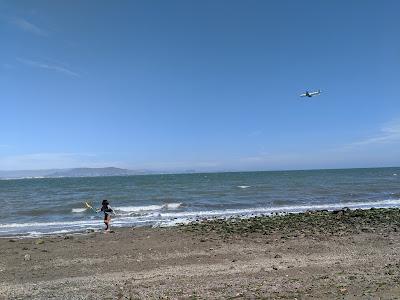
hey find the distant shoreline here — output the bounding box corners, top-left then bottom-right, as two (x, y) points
(1, 165), (399, 180)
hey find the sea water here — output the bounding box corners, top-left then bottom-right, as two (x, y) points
(1, 167), (399, 237)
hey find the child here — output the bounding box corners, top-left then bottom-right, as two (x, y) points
(99, 199), (114, 232)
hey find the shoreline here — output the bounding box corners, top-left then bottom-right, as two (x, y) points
(2, 202), (400, 238)
(1, 208), (400, 299)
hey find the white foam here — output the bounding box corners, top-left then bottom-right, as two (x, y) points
(237, 185), (251, 189)
(115, 205), (164, 212)
(2, 199), (400, 236)
(164, 203), (182, 209)
(0, 219), (100, 229)
(114, 203), (182, 213)
(72, 208), (87, 213)
(150, 198), (400, 220)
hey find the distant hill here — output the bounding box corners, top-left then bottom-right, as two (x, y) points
(0, 167), (157, 179)
(48, 167), (132, 177)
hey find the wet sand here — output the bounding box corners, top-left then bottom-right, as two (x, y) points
(1, 208), (400, 299)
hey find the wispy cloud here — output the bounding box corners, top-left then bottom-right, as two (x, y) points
(345, 120), (400, 148)
(2, 63), (15, 70)
(248, 130), (262, 137)
(17, 58), (81, 78)
(136, 160), (221, 171)
(10, 17), (47, 37)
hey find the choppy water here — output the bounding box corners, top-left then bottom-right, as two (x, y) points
(1, 167), (400, 237)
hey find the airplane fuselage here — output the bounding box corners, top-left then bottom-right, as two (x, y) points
(300, 90), (321, 98)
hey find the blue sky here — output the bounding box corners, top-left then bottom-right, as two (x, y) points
(1, 0), (399, 171)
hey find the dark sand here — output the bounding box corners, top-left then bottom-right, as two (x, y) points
(1, 208), (400, 299)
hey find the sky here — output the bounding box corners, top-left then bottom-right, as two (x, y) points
(0, 0), (399, 171)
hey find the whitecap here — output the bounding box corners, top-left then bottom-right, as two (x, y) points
(114, 203), (182, 213)
(114, 205), (164, 212)
(237, 185), (251, 189)
(163, 203), (182, 209)
(72, 208), (87, 213)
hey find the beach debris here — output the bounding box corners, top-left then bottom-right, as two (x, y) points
(8, 239), (16, 243)
(24, 254), (31, 261)
(64, 235), (73, 240)
(35, 239), (45, 245)
(272, 265), (279, 270)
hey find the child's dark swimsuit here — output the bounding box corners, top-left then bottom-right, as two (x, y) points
(101, 205), (113, 220)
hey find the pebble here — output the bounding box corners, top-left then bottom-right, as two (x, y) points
(24, 254), (31, 261)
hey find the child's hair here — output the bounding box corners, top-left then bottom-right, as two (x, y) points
(102, 199), (109, 206)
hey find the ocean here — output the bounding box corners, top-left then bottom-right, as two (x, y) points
(1, 167), (399, 237)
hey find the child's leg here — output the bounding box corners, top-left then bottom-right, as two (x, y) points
(104, 216), (109, 231)
(104, 215), (111, 231)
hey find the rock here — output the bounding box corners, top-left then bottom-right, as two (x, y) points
(86, 229), (95, 233)
(274, 254), (282, 259)
(35, 239), (44, 245)
(24, 254), (31, 261)
(272, 265), (278, 270)
(8, 239), (16, 242)
(64, 235), (72, 240)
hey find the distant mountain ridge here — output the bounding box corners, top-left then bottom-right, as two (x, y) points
(0, 167), (158, 179)
(49, 167), (132, 177)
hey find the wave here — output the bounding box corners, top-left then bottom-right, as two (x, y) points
(153, 198), (400, 227)
(156, 198), (400, 218)
(0, 219), (100, 229)
(2, 199), (400, 237)
(72, 208), (87, 213)
(237, 185), (251, 189)
(114, 203), (182, 213)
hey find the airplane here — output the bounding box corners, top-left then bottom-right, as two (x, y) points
(300, 90), (321, 98)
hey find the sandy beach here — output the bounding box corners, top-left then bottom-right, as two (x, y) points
(1, 208), (400, 299)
